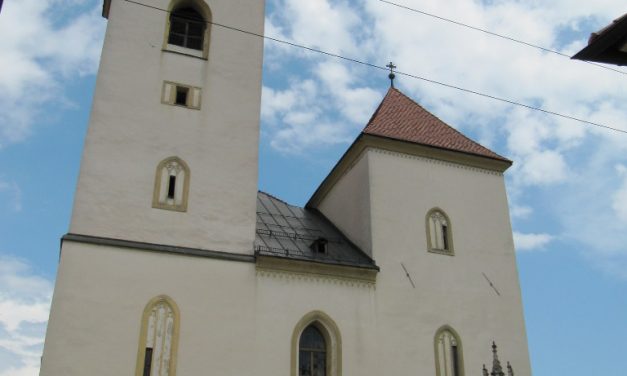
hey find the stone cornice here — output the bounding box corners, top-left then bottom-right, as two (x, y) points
(256, 255), (378, 284)
(62, 233), (256, 263)
(307, 134), (510, 208)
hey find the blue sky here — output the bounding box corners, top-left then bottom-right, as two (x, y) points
(1, 0), (626, 375)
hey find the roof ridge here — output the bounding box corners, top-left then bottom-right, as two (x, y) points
(258, 190), (294, 207)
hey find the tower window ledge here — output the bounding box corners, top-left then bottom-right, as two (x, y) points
(427, 248), (455, 256)
(163, 44), (206, 60)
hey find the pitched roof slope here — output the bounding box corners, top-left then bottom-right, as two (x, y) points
(255, 191), (377, 269)
(363, 88), (510, 162)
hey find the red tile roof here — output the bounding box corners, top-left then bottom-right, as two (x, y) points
(363, 88), (510, 162)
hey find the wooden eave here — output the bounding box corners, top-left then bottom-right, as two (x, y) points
(572, 14), (627, 66)
(103, 0), (111, 18)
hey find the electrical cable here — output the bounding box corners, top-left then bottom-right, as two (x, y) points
(377, 0), (627, 76)
(122, 0), (627, 135)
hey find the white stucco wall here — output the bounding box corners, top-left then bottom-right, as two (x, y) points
(41, 242), (381, 376)
(317, 153), (372, 257)
(41, 242), (259, 376)
(305, 146), (531, 375)
(44, 0), (532, 374)
(43, 148), (531, 376)
(367, 148), (531, 375)
(69, 0), (265, 254)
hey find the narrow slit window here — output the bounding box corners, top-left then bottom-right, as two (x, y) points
(167, 176), (177, 199)
(442, 224), (449, 250)
(142, 347), (153, 376)
(452, 345), (460, 376)
(175, 86), (189, 106)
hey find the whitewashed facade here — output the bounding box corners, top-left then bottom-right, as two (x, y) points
(40, 1), (531, 375)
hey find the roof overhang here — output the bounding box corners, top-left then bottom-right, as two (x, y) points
(307, 133), (512, 208)
(103, 0), (111, 19)
(572, 14), (627, 66)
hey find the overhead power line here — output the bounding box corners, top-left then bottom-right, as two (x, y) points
(377, 0), (627, 76)
(122, 0), (626, 135)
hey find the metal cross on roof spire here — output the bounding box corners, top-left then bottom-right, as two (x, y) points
(386, 62), (397, 88)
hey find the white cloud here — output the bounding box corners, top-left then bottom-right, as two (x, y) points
(513, 232), (554, 252)
(0, 179), (22, 212)
(260, 72), (373, 153)
(510, 205), (533, 220)
(0, 256), (53, 376)
(314, 61), (381, 124)
(0, 365), (42, 376)
(0, 0), (105, 148)
(518, 150), (569, 186)
(612, 165), (627, 223)
(270, 0), (365, 56)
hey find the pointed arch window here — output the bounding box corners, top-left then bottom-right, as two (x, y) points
(426, 208), (454, 255)
(135, 296), (180, 376)
(299, 325), (327, 376)
(291, 311), (342, 376)
(164, 1), (212, 59)
(152, 157), (190, 212)
(434, 326), (464, 376)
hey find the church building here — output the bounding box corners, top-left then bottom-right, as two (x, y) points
(40, 0), (531, 375)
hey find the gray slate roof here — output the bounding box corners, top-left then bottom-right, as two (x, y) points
(255, 191), (378, 270)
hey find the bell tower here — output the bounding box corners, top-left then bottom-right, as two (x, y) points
(41, 1), (265, 375)
(69, 0), (265, 254)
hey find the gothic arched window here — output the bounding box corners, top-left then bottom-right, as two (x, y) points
(164, 2), (211, 58)
(291, 311), (341, 376)
(426, 208), (454, 255)
(299, 325), (327, 376)
(152, 157), (190, 212)
(434, 326), (464, 376)
(135, 296), (180, 376)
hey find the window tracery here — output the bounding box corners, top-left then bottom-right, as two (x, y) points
(435, 326), (464, 376)
(135, 296), (180, 376)
(426, 208), (454, 255)
(153, 157), (190, 212)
